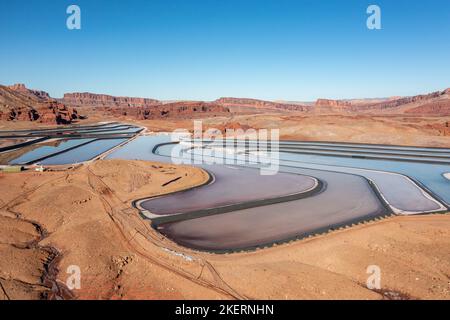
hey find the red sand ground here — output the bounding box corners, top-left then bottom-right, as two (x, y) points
(0, 160), (448, 300)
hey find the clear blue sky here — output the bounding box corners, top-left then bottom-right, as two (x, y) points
(1, 0), (449, 101)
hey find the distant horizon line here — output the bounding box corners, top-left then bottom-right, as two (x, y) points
(2, 82), (449, 104)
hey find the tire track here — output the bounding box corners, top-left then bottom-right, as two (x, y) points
(85, 166), (246, 300)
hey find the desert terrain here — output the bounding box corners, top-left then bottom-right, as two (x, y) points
(1, 83), (449, 147)
(56, 86), (450, 148)
(0, 160), (448, 300)
(1, 84), (449, 300)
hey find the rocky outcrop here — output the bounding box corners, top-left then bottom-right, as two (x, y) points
(314, 99), (352, 112)
(422, 121), (450, 136)
(8, 83), (51, 100)
(215, 97), (311, 112)
(62, 93), (230, 119)
(3, 84), (449, 122)
(315, 99), (351, 107)
(208, 121), (253, 133)
(99, 101), (229, 120)
(405, 100), (450, 116)
(62, 92), (160, 108)
(314, 99), (354, 114)
(0, 84), (81, 124)
(314, 89), (450, 114)
(357, 89), (449, 111)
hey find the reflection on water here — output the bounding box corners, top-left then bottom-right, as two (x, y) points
(9, 139), (95, 164)
(39, 138), (127, 165)
(106, 135), (172, 161)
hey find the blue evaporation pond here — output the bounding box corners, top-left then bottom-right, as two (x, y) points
(9, 139), (95, 164)
(38, 138), (127, 165)
(106, 135), (172, 161)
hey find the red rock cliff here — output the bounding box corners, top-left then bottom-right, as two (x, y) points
(215, 97), (311, 112)
(0, 84), (81, 124)
(62, 92), (160, 108)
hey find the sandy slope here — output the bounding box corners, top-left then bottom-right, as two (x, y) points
(0, 159), (449, 300)
(0, 160), (213, 299)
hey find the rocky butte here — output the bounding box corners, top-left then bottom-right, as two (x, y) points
(214, 97), (311, 112)
(62, 92), (160, 108)
(0, 84), (81, 124)
(61, 92), (231, 119)
(314, 88), (450, 114)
